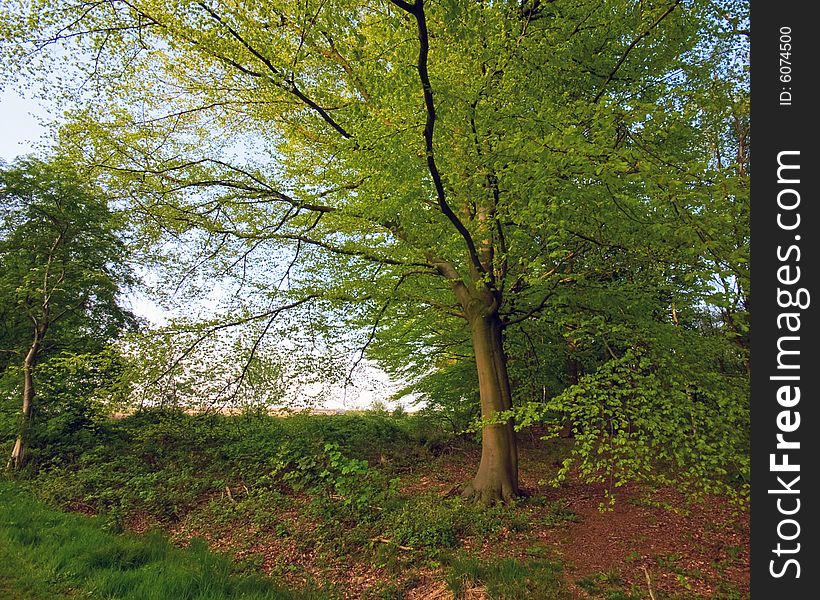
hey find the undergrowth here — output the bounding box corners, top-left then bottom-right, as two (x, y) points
(1, 409), (746, 599)
(0, 481), (332, 600)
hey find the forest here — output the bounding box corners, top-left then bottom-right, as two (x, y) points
(0, 0), (749, 598)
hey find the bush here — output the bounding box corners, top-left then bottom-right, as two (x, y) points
(384, 499), (460, 553)
(513, 342), (749, 507)
(261, 440), (399, 522)
(381, 494), (529, 557)
(24, 410), (433, 527)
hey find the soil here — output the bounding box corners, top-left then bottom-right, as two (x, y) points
(427, 440), (749, 599)
(128, 437), (749, 599)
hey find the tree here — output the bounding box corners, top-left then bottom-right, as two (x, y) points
(0, 158), (135, 469)
(1, 0), (748, 501)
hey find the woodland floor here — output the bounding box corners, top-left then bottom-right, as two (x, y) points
(121, 436), (749, 599)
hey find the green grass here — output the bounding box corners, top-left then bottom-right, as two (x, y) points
(575, 571), (641, 600)
(21, 409), (441, 524)
(444, 554), (569, 599)
(541, 498), (580, 527)
(0, 482), (333, 600)
(0, 410), (584, 598)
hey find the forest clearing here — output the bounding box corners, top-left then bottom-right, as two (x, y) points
(1, 0), (749, 597)
(2, 410), (748, 599)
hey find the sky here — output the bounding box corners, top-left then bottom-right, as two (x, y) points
(0, 87), (404, 411)
(0, 88), (48, 162)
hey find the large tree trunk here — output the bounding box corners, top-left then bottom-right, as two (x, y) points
(461, 309), (519, 504)
(7, 340), (38, 471)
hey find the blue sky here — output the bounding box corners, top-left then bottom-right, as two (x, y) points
(0, 89), (48, 162)
(0, 87), (399, 411)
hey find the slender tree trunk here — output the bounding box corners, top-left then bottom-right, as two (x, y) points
(461, 310), (519, 504)
(7, 340), (38, 470)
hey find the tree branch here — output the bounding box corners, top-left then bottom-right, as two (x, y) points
(593, 0), (682, 103)
(152, 296), (318, 384)
(196, 1), (353, 139)
(346, 272), (412, 385)
(278, 233), (433, 269)
(390, 0), (486, 278)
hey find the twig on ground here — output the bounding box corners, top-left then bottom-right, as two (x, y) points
(643, 565), (657, 600)
(371, 537), (414, 551)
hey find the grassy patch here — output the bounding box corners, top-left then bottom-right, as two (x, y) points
(0, 482), (332, 600)
(24, 410), (439, 526)
(575, 571), (641, 600)
(2, 408), (747, 598)
(444, 555), (568, 599)
(541, 498), (580, 527)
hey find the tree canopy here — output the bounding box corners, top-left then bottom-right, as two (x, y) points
(0, 157), (136, 468)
